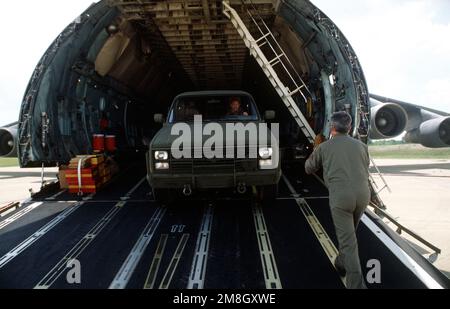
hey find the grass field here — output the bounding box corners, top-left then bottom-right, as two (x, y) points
(370, 144), (450, 159)
(0, 158), (19, 167)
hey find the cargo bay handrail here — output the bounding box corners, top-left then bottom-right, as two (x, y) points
(222, 0), (316, 144)
(368, 203), (441, 263)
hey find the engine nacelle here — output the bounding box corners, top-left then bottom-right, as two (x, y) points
(369, 103), (408, 139)
(405, 117), (450, 148)
(0, 123), (18, 157)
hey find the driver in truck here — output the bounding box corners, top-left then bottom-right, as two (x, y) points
(228, 97), (249, 116)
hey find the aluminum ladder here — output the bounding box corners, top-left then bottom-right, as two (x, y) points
(370, 156), (391, 195)
(222, 0), (316, 144)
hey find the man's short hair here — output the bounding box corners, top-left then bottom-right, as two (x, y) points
(230, 97), (241, 104)
(331, 111), (352, 134)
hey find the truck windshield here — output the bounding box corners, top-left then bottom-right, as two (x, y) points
(169, 95), (260, 123)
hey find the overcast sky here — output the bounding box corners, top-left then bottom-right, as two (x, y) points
(312, 0), (450, 113)
(0, 0), (449, 125)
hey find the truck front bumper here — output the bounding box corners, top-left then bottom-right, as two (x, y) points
(148, 170), (281, 189)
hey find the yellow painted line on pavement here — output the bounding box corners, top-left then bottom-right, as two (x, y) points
(144, 234), (168, 289)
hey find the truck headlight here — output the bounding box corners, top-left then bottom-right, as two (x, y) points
(155, 162), (170, 170)
(154, 151), (169, 161)
(259, 147), (273, 159)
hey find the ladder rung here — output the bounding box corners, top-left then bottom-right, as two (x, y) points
(289, 86), (306, 97)
(258, 41), (268, 48)
(270, 60), (281, 67)
(269, 53), (285, 65)
(255, 33), (271, 44)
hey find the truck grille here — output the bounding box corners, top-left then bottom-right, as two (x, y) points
(170, 158), (257, 174)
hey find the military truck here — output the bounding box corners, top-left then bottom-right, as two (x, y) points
(147, 91), (281, 200)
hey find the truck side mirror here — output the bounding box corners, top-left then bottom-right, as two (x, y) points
(265, 110), (276, 121)
(154, 114), (165, 124)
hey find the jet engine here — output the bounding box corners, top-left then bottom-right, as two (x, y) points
(369, 103), (408, 139)
(0, 122), (18, 157)
(405, 117), (450, 148)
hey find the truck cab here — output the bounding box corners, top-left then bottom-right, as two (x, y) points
(147, 91), (281, 200)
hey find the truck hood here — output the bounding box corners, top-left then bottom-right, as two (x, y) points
(151, 122), (276, 150)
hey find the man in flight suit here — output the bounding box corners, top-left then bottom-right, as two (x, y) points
(305, 111), (370, 289)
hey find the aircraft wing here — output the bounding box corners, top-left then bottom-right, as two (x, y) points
(370, 94), (450, 117)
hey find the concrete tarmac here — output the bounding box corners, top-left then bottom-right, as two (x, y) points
(372, 159), (450, 278)
(0, 167), (58, 206)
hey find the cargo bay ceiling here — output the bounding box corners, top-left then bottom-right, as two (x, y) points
(105, 0), (279, 89)
(18, 0), (370, 167)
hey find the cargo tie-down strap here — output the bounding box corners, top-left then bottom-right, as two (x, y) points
(77, 156), (88, 196)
